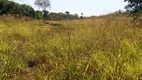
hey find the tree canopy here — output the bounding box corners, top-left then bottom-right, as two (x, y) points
(0, 0), (80, 20)
(48, 12), (79, 20)
(125, 0), (142, 18)
(35, 0), (51, 10)
(35, 0), (51, 20)
(0, 0), (43, 19)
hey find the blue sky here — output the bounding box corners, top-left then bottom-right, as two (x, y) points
(13, 0), (127, 16)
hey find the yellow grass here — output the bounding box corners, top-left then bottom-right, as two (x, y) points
(0, 15), (142, 80)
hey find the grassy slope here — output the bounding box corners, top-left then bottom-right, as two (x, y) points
(0, 15), (142, 80)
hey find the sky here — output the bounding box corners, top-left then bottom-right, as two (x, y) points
(13, 0), (127, 16)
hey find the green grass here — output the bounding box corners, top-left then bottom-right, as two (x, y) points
(0, 15), (142, 80)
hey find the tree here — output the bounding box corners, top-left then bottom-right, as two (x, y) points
(35, 0), (51, 10)
(35, 11), (43, 19)
(42, 10), (49, 20)
(81, 13), (83, 19)
(125, 0), (142, 26)
(17, 4), (36, 18)
(124, 0), (142, 18)
(35, 0), (51, 21)
(65, 11), (70, 20)
(0, 0), (43, 19)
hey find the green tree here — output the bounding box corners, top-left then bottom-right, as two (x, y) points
(125, 0), (142, 18)
(0, 0), (38, 19)
(17, 4), (35, 18)
(65, 11), (70, 20)
(35, 0), (51, 21)
(125, 0), (142, 26)
(42, 10), (49, 20)
(0, 0), (8, 14)
(35, 11), (43, 19)
(80, 13), (83, 19)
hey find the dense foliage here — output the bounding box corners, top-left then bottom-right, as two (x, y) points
(48, 12), (79, 20)
(0, 0), (43, 19)
(125, 0), (142, 18)
(0, 0), (80, 20)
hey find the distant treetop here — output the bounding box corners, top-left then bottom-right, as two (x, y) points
(125, 0), (142, 18)
(35, 0), (51, 10)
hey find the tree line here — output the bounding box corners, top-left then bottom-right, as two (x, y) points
(0, 0), (80, 20)
(48, 12), (80, 20)
(0, 0), (142, 21)
(0, 0), (43, 19)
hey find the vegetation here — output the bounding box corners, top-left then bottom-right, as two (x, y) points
(35, 0), (51, 10)
(0, 15), (142, 80)
(0, 0), (43, 19)
(124, 0), (142, 27)
(48, 12), (79, 20)
(0, 0), (80, 20)
(35, 0), (51, 20)
(125, 0), (142, 18)
(0, 0), (142, 80)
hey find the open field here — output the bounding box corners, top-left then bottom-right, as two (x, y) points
(0, 15), (142, 80)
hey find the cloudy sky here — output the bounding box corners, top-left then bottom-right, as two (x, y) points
(13, 0), (127, 16)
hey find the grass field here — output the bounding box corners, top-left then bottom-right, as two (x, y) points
(0, 15), (142, 80)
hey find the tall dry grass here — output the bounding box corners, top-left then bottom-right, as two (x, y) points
(0, 15), (142, 80)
